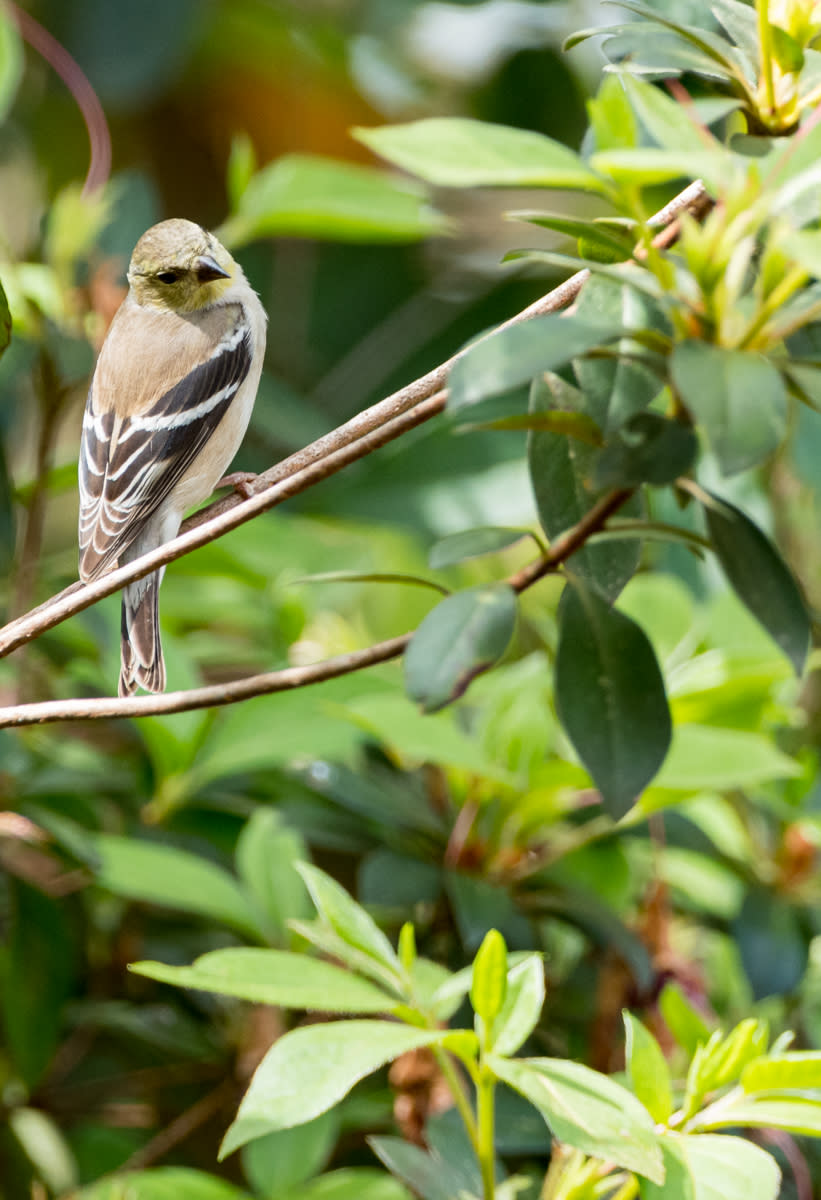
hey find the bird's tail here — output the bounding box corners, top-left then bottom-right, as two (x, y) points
(119, 571), (166, 696)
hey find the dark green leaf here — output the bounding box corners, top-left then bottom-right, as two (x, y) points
(595, 413), (698, 488)
(701, 491), (810, 673)
(234, 810), (312, 944)
(448, 314), (624, 410)
(555, 583), (672, 818)
(0, 274), (10, 359)
(0, 440), (16, 573)
(528, 375), (642, 601)
(352, 118), (608, 192)
(459, 410), (604, 444)
(488, 1055), (664, 1183)
(241, 1113), (338, 1199)
(404, 584), (517, 713)
(130, 948), (398, 1013)
(220, 1022), (454, 1157)
(369, 1137), (467, 1200)
(733, 887), (807, 1000)
(428, 526), (534, 568)
(220, 154), (445, 246)
(671, 343), (788, 474)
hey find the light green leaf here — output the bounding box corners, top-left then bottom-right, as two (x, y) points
(670, 343), (787, 474)
(297, 863), (402, 982)
(621, 73), (712, 152)
(556, 583), (672, 819)
(353, 117), (608, 191)
(693, 1093), (821, 1136)
(220, 1022), (454, 1157)
(226, 132), (257, 210)
(489, 1055), (664, 1182)
(510, 211), (634, 261)
(653, 725), (801, 791)
(74, 1168), (252, 1200)
(129, 948), (397, 1013)
(624, 1012), (673, 1123)
(588, 74), (639, 151)
(89, 834), (261, 939)
(701, 491), (810, 674)
(643, 1134), (780, 1200)
(220, 154), (444, 246)
(471, 929), (508, 1027)
(404, 584), (517, 713)
(449, 314), (624, 410)
(492, 956), (545, 1057)
(428, 526), (534, 568)
(659, 982), (712, 1056)
(0, 9), (22, 122)
(591, 148), (734, 189)
(742, 1051), (821, 1092)
(235, 810), (312, 943)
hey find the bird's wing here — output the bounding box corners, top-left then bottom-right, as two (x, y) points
(79, 300), (252, 581)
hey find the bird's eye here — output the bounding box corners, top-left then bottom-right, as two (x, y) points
(156, 270), (180, 284)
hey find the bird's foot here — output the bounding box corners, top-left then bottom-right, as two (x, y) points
(218, 470), (259, 500)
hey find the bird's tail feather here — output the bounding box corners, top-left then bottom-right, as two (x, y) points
(119, 572), (166, 696)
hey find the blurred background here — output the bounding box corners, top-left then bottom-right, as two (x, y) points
(4, 2), (821, 1198)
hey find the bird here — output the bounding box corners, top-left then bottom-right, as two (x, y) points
(78, 218), (267, 697)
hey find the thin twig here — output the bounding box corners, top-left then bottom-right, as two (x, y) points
(0, 180), (710, 725)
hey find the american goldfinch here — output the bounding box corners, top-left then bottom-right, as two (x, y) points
(78, 218), (267, 696)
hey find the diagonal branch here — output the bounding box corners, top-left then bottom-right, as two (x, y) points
(0, 180), (710, 725)
(0, 487), (635, 727)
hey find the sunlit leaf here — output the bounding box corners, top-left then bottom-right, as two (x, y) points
(624, 1011), (673, 1123)
(492, 956), (545, 1056)
(74, 1168), (252, 1200)
(353, 117), (608, 191)
(742, 1052), (821, 1092)
(470, 929), (508, 1026)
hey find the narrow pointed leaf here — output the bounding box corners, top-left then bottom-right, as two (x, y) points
(624, 1011), (673, 1123)
(701, 491), (810, 674)
(471, 929), (508, 1025)
(492, 956), (545, 1056)
(671, 343), (787, 474)
(510, 212), (634, 261)
(353, 118), (608, 191)
(742, 1051), (821, 1092)
(220, 1022), (453, 1157)
(428, 527), (532, 568)
(555, 583), (671, 818)
(404, 584), (517, 713)
(488, 1055), (664, 1183)
(297, 863), (402, 979)
(129, 949), (397, 1013)
(621, 73), (711, 152)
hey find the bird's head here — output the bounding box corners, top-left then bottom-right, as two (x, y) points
(127, 219), (236, 313)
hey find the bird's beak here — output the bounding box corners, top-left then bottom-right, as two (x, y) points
(195, 255), (231, 283)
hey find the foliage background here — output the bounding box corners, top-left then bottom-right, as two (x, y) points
(2, 0), (821, 1198)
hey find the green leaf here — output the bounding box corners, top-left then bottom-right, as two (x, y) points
(297, 863), (402, 982)
(293, 570), (448, 596)
(555, 583), (672, 819)
(510, 211), (634, 261)
(353, 117), (608, 191)
(88, 834), (262, 939)
(643, 1134), (781, 1200)
(471, 929), (508, 1026)
(771, 24), (804, 72)
(742, 1051), (821, 1092)
(670, 343), (788, 474)
(460, 410), (604, 444)
(0, 275), (11, 360)
(624, 1012), (673, 1123)
(0, 9), (22, 123)
(489, 1055), (664, 1183)
(369, 1137), (468, 1200)
(241, 1113), (337, 1200)
(448, 314), (624, 410)
(404, 584), (517, 713)
(428, 526), (534, 568)
(492, 956), (545, 1057)
(587, 74), (639, 151)
(591, 148), (734, 189)
(220, 1021), (454, 1157)
(220, 154), (444, 246)
(290, 1169), (412, 1200)
(595, 413), (698, 488)
(528, 374), (642, 601)
(700, 491), (810, 674)
(621, 73), (712, 153)
(226, 132), (257, 209)
(658, 982), (712, 1056)
(711, 0), (760, 64)
(74, 1168), (253, 1200)
(653, 725), (800, 791)
(129, 948), (397, 1013)
(235, 810), (312, 944)
(693, 1093), (821, 1136)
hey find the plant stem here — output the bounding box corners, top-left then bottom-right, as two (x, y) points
(432, 1046), (479, 1149)
(757, 0), (777, 119)
(477, 1067), (496, 1200)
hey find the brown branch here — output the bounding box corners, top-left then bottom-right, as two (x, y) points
(0, 180), (710, 725)
(0, 488), (635, 728)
